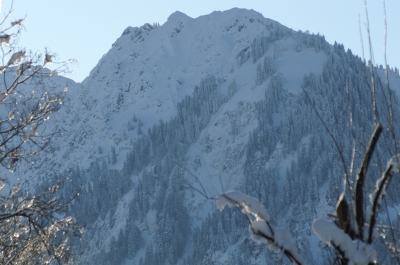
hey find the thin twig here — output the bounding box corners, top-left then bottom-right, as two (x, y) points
(358, 14), (365, 62)
(174, 161), (217, 200)
(303, 89), (351, 194)
(364, 0), (379, 126)
(381, 0), (398, 156)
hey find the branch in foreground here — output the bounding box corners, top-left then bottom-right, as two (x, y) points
(216, 190), (305, 265)
(367, 156), (400, 244)
(0, 182), (82, 264)
(355, 123), (382, 239)
(313, 219), (376, 265)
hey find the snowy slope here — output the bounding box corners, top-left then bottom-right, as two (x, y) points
(8, 8), (400, 265)
(26, 8), (325, 175)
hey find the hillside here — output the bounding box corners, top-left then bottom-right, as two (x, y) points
(10, 8), (400, 264)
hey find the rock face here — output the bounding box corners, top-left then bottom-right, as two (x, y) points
(13, 8), (400, 265)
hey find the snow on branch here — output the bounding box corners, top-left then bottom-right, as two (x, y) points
(0, 34), (10, 44)
(388, 155), (400, 174)
(10, 18), (23, 27)
(367, 155), (400, 243)
(7, 50), (25, 66)
(44, 53), (53, 64)
(355, 123), (382, 239)
(217, 190), (270, 221)
(313, 219), (376, 265)
(217, 190), (305, 265)
(21, 124), (38, 141)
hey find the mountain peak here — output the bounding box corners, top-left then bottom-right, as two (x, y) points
(167, 11), (192, 23)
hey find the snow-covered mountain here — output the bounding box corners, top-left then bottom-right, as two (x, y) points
(12, 8), (400, 264)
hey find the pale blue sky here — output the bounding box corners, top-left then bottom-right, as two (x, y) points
(7, 0), (400, 83)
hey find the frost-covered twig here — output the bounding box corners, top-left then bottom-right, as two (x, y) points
(216, 191), (305, 265)
(0, 180), (81, 265)
(367, 156), (399, 244)
(313, 219), (376, 265)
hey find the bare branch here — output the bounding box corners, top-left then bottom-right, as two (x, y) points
(355, 123), (382, 239)
(367, 158), (398, 244)
(217, 192), (305, 265)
